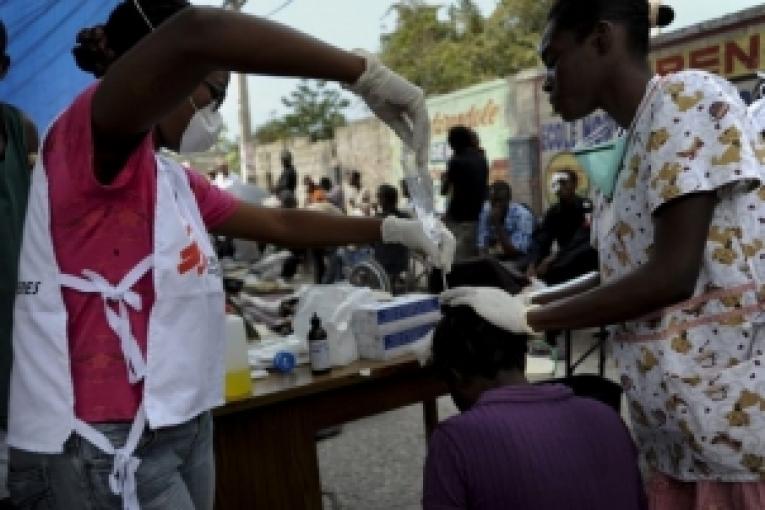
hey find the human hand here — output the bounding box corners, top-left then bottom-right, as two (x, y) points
(537, 254), (556, 276)
(344, 50), (430, 169)
(381, 217), (455, 272)
(440, 286), (535, 334)
(519, 277), (547, 306)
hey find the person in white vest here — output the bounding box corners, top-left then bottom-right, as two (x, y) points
(6, 1), (455, 509)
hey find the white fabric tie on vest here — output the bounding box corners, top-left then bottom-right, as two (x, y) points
(58, 255), (153, 384)
(74, 404), (147, 510)
(58, 254), (154, 510)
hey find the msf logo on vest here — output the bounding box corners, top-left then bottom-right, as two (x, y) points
(177, 226), (221, 277)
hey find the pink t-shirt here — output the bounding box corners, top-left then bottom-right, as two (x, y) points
(44, 85), (239, 423)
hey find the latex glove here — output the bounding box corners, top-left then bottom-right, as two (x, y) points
(344, 50), (430, 169)
(519, 277), (547, 306)
(440, 286), (534, 334)
(381, 217), (456, 272)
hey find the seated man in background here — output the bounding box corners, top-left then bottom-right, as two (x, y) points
(476, 181), (534, 269)
(374, 184), (410, 284)
(526, 169), (598, 285)
(423, 304), (645, 510)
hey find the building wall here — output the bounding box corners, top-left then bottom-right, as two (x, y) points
(335, 118), (398, 195)
(252, 118), (398, 206)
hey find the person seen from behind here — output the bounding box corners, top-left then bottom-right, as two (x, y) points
(424, 304), (646, 510)
(441, 125), (488, 261)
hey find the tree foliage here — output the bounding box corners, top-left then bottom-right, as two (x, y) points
(254, 80), (349, 143)
(380, 0), (553, 95)
(212, 124), (241, 170)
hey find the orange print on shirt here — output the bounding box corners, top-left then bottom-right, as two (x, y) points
(177, 226), (207, 275)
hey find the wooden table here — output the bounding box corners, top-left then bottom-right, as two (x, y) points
(212, 356), (448, 510)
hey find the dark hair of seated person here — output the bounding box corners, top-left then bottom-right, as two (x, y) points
(432, 305), (529, 410)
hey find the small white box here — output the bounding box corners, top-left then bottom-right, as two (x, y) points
(352, 294), (441, 360)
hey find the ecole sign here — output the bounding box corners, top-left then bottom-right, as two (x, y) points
(430, 99), (500, 136)
(652, 27), (764, 78)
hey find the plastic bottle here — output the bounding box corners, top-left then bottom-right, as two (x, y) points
(224, 314), (252, 401)
(308, 313), (331, 375)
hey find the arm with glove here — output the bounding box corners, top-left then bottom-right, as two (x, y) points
(102, 8), (454, 270)
(441, 194), (713, 333)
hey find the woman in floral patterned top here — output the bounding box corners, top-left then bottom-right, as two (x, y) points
(443, 0), (765, 508)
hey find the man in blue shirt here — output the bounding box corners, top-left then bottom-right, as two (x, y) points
(477, 181), (534, 266)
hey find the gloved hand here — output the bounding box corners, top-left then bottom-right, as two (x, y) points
(381, 216), (456, 273)
(519, 277), (547, 306)
(344, 50), (430, 169)
(440, 286), (535, 334)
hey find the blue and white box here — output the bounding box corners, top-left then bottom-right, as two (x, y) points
(352, 294), (442, 360)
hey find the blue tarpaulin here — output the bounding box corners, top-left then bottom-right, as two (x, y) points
(0, 0), (120, 131)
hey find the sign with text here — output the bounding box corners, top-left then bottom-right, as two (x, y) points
(651, 23), (765, 79)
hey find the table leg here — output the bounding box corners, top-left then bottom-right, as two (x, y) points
(423, 398), (439, 441)
(597, 327), (607, 377)
(565, 330), (573, 377)
(214, 403), (322, 510)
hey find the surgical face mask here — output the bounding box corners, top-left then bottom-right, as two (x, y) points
(573, 136), (627, 200)
(178, 101), (223, 154)
(574, 79), (662, 200)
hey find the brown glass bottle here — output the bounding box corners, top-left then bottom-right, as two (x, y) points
(308, 313), (331, 375)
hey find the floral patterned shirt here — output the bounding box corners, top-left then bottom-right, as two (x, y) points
(593, 70), (765, 481)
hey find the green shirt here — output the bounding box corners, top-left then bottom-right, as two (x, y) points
(0, 103), (31, 428)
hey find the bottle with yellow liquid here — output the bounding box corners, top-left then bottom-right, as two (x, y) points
(225, 314), (253, 401)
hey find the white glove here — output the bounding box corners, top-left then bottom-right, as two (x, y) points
(440, 286), (535, 334)
(381, 217), (455, 273)
(519, 277), (547, 306)
(344, 50), (430, 169)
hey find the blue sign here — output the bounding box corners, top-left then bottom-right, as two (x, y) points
(541, 112), (618, 154)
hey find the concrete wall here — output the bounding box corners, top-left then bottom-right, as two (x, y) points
(251, 118), (398, 206)
(335, 117), (398, 195)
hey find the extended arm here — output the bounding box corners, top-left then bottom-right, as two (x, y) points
(94, 8), (363, 143)
(214, 202), (382, 248)
(527, 192), (715, 330)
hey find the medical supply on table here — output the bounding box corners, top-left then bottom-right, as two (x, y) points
(293, 284), (380, 366)
(352, 294), (441, 360)
(225, 314), (253, 401)
(248, 335), (308, 370)
(273, 351), (297, 374)
(309, 313), (332, 375)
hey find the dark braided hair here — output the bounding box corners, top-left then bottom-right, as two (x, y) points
(73, 0), (189, 77)
(431, 305), (529, 381)
(548, 0), (674, 58)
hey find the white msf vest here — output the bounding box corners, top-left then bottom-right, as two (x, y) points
(9, 152), (226, 509)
